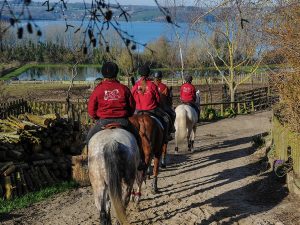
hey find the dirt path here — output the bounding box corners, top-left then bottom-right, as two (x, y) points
(2, 111), (300, 225)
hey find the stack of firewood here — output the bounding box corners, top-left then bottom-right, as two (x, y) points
(0, 113), (84, 199)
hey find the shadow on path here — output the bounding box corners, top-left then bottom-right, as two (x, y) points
(0, 213), (22, 223)
(133, 132), (290, 224)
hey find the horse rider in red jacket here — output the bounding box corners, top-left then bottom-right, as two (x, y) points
(180, 74), (200, 122)
(131, 65), (171, 143)
(153, 71), (176, 133)
(87, 61), (138, 142)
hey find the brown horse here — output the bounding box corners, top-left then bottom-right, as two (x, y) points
(129, 113), (166, 197)
(158, 87), (175, 167)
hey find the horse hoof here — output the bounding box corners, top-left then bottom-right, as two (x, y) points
(161, 158), (166, 168)
(130, 194), (135, 202)
(152, 177), (158, 194)
(135, 203), (141, 211)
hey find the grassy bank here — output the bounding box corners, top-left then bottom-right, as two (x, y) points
(0, 181), (78, 213)
(4, 83), (89, 98)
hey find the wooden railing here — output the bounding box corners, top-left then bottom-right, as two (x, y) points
(234, 86), (279, 111)
(199, 100), (255, 117)
(0, 91), (277, 126)
(28, 101), (92, 126)
(164, 73), (269, 86)
(0, 99), (31, 119)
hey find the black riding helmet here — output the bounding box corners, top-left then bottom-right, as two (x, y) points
(184, 74), (193, 83)
(138, 65), (151, 77)
(101, 61), (119, 78)
(154, 71), (163, 79)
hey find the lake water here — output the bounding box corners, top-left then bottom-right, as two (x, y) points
(12, 20), (209, 49)
(18, 67), (103, 81)
(15, 21), (212, 81)
(17, 66), (221, 81)
(36, 20), (194, 45)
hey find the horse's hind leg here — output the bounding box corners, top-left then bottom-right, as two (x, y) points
(161, 143), (167, 168)
(152, 156), (160, 193)
(190, 126), (196, 152)
(144, 149), (152, 179)
(174, 128), (179, 154)
(187, 127), (193, 152)
(93, 184), (111, 225)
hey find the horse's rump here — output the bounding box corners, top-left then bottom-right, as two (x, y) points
(129, 114), (164, 157)
(175, 104), (198, 146)
(88, 129), (139, 225)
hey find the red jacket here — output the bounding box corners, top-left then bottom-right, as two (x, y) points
(154, 81), (169, 96)
(180, 82), (196, 103)
(131, 77), (160, 110)
(88, 80), (135, 119)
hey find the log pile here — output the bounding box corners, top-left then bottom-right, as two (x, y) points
(0, 113), (84, 200)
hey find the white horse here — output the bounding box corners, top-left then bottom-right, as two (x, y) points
(88, 128), (141, 225)
(174, 90), (200, 153)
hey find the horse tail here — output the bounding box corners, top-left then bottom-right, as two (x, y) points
(103, 140), (127, 225)
(176, 108), (187, 145)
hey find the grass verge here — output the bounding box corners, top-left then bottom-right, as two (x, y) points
(5, 83), (89, 98)
(0, 181), (78, 214)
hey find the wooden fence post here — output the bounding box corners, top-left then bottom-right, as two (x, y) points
(251, 101), (254, 112)
(220, 104), (224, 117)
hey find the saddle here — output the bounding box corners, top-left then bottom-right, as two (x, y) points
(102, 122), (123, 130)
(102, 121), (141, 145)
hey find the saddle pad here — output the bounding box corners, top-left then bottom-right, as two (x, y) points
(150, 116), (164, 131)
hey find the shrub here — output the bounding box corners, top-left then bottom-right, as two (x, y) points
(201, 107), (218, 120)
(265, 1), (300, 133)
(224, 107), (236, 118)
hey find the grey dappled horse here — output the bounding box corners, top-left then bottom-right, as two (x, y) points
(174, 90), (200, 153)
(88, 128), (141, 225)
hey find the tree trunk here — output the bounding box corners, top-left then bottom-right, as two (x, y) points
(204, 77), (213, 103)
(230, 89), (235, 102)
